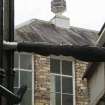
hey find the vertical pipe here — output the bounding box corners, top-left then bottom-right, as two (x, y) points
(0, 0), (3, 105)
(8, 0), (14, 89)
(3, 0), (14, 105)
(0, 0), (3, 71)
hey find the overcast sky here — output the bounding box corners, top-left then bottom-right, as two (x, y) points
(15, 0), (105, 31)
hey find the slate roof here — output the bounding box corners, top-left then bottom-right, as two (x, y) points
(15, 19), (98, 46)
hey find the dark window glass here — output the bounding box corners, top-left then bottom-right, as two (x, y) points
(20, 90), (32, 105)
(51, 75), (61, 93)
(62, 94), (73, 105)
(56, 93), (61, 105)
(62, 61), (72, 75)
(20, 71), (32, 89)
(50, 59), (60, 74)
(50, 93), (61, 105)
(14, 53), (19, 68)
(20, 54), (32, 69)
(62, 77), (73, 94)
(14, 70), (19, 87)
(55, 76), (61, 93)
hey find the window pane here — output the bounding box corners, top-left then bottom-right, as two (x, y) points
(14, 52), (19, 68)
(50, 75), (61, 93)
(20, 90), (32, 105)
(62, 61), (72, 75)
(20, 54), (32, 69)
(62, 77), (73, 94)
(14, 70), (19, 87)
(50, 59), (60, 74)
(20, 71), (32, 89)
(62, 94), (73, 105)
(56, 93), (61, 105)
(50, 93), (61, 105)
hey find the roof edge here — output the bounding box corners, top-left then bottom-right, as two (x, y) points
(98, 22), (105, 36)
(83, 22), (105, 80)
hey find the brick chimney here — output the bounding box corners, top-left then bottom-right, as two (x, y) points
(50, 0), (70, 28)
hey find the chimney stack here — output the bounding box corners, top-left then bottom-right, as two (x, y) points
(51, 0), (70, 28)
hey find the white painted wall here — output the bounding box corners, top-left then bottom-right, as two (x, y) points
(88, 63), (105, 105)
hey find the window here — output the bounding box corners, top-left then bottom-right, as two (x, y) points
(50, 57), (75, 105)
(14, 52), (34, 105)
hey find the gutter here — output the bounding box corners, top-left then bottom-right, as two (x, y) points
(3, 41), (105, 62)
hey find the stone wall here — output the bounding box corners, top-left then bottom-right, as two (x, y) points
(75, 60), (89, 105)
(34, 55), (50, 105)
(34, 55), (89, 105)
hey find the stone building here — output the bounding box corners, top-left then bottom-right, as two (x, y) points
(14, 0), (98, 105)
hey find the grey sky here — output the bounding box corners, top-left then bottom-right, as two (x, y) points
(15, 0), (105, 31)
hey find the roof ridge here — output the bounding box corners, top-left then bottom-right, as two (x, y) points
(15, 19), (53, 29)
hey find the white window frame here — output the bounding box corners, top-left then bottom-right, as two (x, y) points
(14, 52), (34, 105)
(50, 55), (76, 105)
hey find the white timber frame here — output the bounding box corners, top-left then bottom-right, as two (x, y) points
(14, 52), (34, 105)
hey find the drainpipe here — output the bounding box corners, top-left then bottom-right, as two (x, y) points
(3, 0), (14, 105)
(0, 0), (4, 104)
